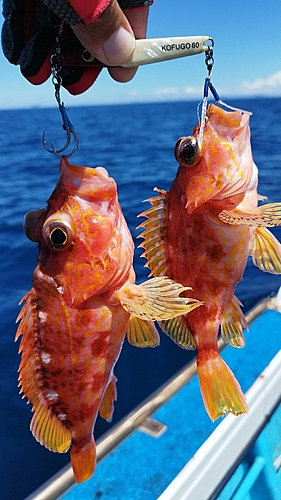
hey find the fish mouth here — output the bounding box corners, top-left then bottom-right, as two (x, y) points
(61, 156), (109, 180)
(207, 103), (251, 130)
(59, 156), (117, 201)
(184, 104), (253, 213)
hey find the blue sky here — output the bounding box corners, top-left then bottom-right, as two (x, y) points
(0, 0), (281, 109)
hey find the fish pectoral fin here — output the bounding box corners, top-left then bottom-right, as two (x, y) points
(127, 316), (160, 347)
(250, 227), (281, 274)
(117, 277), (203, 321)
(158, 316), (195, 349)
(221, 296), (248, 348)
(197, 350), (248, 421)
(31, 400), (72, 453)
(219, 203), (281, 227)
(99, 375), (117, 422)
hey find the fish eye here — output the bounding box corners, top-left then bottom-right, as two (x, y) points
(42, 214), (75, 251)
(49, 227), (68, 248)
(174, 136), (202, 166)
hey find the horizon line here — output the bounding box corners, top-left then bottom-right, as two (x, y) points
(0, 93), (280, 111)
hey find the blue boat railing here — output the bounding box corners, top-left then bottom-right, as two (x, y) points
(158, 349), (281, 500)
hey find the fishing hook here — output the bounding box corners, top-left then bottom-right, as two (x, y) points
(42, 99), (79, 157)
(203, 39), (220, 101)
(198, 38), (221, 142)
(42, 30), (79, 157)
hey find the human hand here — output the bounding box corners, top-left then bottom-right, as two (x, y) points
(1, 0), (151, 94)
(72, 0), (150, 83)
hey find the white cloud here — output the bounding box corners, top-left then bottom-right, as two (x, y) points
(154, 87), (180, 96)
(240, 70), (281, 95)
(133, 71), (281, 103)
(129, 85), (203, 102)
(183, 86), (202, 96)
(154, 86), (202, 98)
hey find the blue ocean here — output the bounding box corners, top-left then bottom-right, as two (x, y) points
(1, 97), (281, 500)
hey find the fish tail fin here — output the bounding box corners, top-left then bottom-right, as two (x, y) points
(197, 349), (248, 421)
(70, 438), (96, 483)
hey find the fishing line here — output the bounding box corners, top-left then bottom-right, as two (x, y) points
(42, 23), (79, 158)
(198, 39), (221, 142)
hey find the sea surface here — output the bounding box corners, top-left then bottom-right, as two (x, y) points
(1, 97), (281, 500)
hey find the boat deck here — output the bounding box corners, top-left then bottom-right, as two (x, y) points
(26, 298), (281, 500)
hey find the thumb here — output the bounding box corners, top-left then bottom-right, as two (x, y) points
(71, 0), (135, 66)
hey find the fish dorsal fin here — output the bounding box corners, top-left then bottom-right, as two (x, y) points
(16, 292), (72, 453)
(127, 316), (160, 347)
(221, 296), (248, 348)
(158, 316), (196, 350)
(99, 375), (117, 422)
(250, 227), (281, 274)
(137, 190), (168, 277)
(219, 203), (281, 227)
(116, 277), (203, 321)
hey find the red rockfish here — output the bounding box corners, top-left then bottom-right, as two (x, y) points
(16, 157), (202, 483)
(139, 103), (281, 421)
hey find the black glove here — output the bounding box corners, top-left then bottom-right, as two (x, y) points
(1, 0), (152, 94)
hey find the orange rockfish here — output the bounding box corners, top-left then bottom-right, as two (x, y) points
(139, 103), (281, 421)
(16, 156), (201, 483)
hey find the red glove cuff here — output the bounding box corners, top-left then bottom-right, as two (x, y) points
(68, 0), (111, 24)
